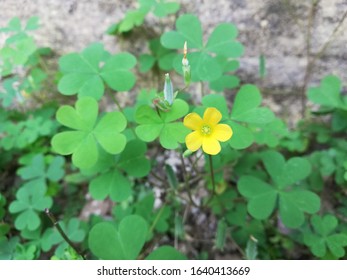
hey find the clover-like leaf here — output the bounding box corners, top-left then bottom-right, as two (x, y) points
(89, 168), (132, 202)
(262, 150), (312, 188)
(304, 214), (347, 258)
(88, 215), (148, 260)
(231, 85), (274, 124)
(9, 184), (52, 231)
(0, 77), (19, 107)
(41, 218), (85, 257)
(0, 111), (55, 151)
(145, 246), (187, 260)
(135, 99), (189, 149)
(279, 190), (320, 228)
(139, 38), (175, 72)
(17, 153), (65, 184)
(226, 204), (265, 247)
(308, 75), (345, 109)
(161, 14), (243, 82)
(88, 140), (150, 202)
(107, 9), (147, 35)
(201, 86), (274, 150)
(58, 43), (136, 100)
(238, 176), (277, 220)
(139, 0), (180, 18)
(0, 237), (19, 260)
(238, 151), (320, 228)
(253, 118), (288, 148)
(51, 97), (127, 169)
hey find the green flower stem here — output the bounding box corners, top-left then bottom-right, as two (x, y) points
(179, 153), (200, 208)
(204, 154), (216, 206)
(209, 155), (216, 195)
(149, 205), (165, 233)
(45, 208), (84, 259)
(188, 152), (204, 174)
(200, 81), (205, 97)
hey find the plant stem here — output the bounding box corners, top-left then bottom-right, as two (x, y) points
(200, 81), (205, 98)
(179, 153), (200, 208)
(208, 155), (216, 196)
(149, 205), (165, 233)
(45, 208), (84, 259)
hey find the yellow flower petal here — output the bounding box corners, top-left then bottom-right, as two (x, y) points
(185, 131), (203, 152)
(183, 112), (203, 130)
(203, 107), (222, 126)
(202, 137), (221, 155)
(213, 124), (233, 142)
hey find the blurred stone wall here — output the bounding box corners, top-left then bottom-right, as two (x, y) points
(1, 0), (346, 120)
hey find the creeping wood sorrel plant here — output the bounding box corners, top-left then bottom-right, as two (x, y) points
(1, 2), (347, 260)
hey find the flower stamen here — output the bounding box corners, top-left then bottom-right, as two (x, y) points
(201, 125), (212, 135)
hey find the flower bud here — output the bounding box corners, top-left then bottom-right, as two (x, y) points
(164, 73), (173, 105)
(182, 41), (191, 86)
(183, 149), (193, 158)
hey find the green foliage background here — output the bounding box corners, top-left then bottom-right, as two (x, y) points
(1, 1), (347, 260)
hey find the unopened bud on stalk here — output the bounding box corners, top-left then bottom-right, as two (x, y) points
(182, 41), (191, 86)
(183, 149), (193, 158)
(164, 73), (173, 105)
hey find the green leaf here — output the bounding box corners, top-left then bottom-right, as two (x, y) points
(0, 77), (19, 107)
(17, 154), (65, 183)
(245, 237), (258, 260)
(89, 169), (132, 202)
(58, 43), (104, 99)
(259, 54), (266, 78)
(201, 94), (229, 118)
(139, 54), (156, 72)
(262, 150), (312, 187)
(279, 190), (320, 228)
(215, 219), (227, 251)
(100, 53), (137, 91)
(2, 17), (21, 32)
(161, 14), (203, 49)
(205, 23), (243, 57)
(238, 176), (277, 220)
(9, 184), (52, 231)
(311, 215), (338, 236)
(0, 237), (19, 260)
(150, 1), (180, 17)
(146, 246), (187, 260)
(165, 164), (179, 189)
(253, 118), (288, 148)
(114, 9), (147, 34)
(161, 14), (243, 82)
(88, 140), (150, 202)
(94, 112), (127, 154)
(228, 121), (254, 149)
(52, 97), (127, 169)
(41, 218), (85, 256)
(231, 85), (274, 124)
(305, 214), (347, 258)
(135, 99), (189, 149)
(118, 140), (151, 177)
(88, 215), (148, 260)
(238, 171), (320, 228)
(209, 75), (240, 92)
(327, 234), (347, 258)
(308, 75), (344, 109)
(58, 44), (136, 99)
(25, 16), (40, 31)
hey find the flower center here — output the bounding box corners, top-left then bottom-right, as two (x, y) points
(201, 125), (212, 135)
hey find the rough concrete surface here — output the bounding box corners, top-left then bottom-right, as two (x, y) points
(1, 0), (347, 121)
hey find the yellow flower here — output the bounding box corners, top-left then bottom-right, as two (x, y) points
(183, 107), (233, 155)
